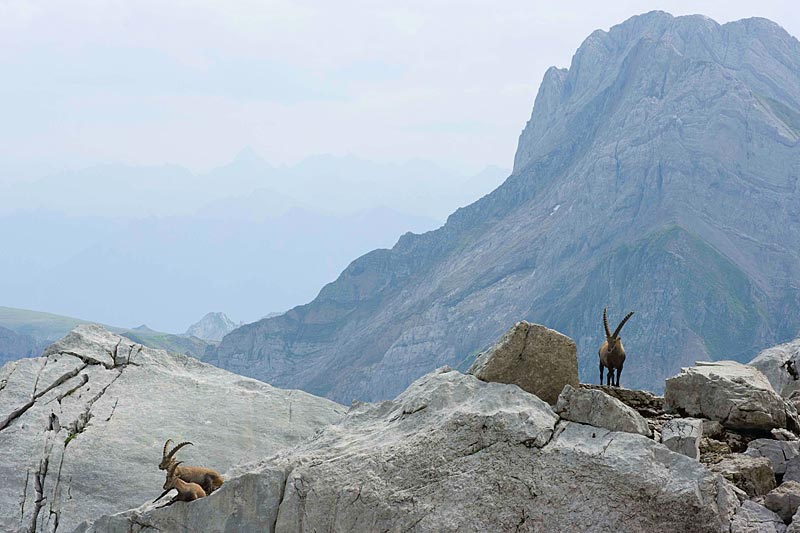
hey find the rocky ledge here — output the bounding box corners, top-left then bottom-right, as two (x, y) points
(0, 325), (346, 532)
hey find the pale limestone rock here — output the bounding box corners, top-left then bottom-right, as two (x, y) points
(665, 361), (788, 431)
(708, 454), (776, 497)
(0, 325), (345, 533)
(78, 368), (739, 532)
(750, 339), (800, 398)
(746, 440), (800, 475)
(661, 418), (703, 459)
(468, 321), (578, 404)
(555, 384), (651, 436)
(730, 500), (787, 533)
(765, 481), (800, 524)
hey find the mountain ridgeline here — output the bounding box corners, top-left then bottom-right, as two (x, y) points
(206, 12), (800, 402)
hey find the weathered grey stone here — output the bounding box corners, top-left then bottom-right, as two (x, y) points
(578, 384), (664, 417)
(665, 361), (787, 431)
(773, 429), (799, 441)
(703, 419), (726, 439)
(765, 481), (800, 524)
(750, 339), (800, 398)
(785, 456), (800, 484)
(468, 321), (578, 404)
(0, 325), (345, 533)
(708, 454), (776, 497)
(555, 384), (651, 437)
(730, 500), (787, 533)
(746, 440), (800, 475)
(661, 418), (703, 459)
(80, 367), (740, 532)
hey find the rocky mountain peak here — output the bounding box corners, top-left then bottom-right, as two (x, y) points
(185, 312), (240, 342)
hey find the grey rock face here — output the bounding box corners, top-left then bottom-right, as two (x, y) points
(185, 312), (240, 342)
(730, 500), (787, 533)
(555, 384), (651, 436)
(766, 481), (800, 524)
(665, 361), (788, 431)
(468, 321), (578, 404)
(708, 454), (776, 498)
(0, 325), (345, 533)
(205, 12), (800, 403)
(750, 339), (800, 398)
(78, 367), (739, 532)
(746, 440), (800, 475)
(661, 418), (703, 459)
(785, 456), (800, 484)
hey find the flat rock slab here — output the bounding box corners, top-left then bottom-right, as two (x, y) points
(665, 361), (788, 431)
(730, 500), (787, 533)
(708, 454), (776, 498)
(555, 384), (651, 437)
(661, 418), (703, 459)
(0, 325), (345, 533)
(468, 321), (578, 404)
(82, 367), (741, 533)
(578, 384), (664, 417)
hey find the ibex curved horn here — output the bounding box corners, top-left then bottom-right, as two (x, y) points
(612, 311), (634, 338)
(162, 439), (173, 459)
(166, 441), (193, 461)
(168, 461), (183, 478)
(603, 307), (611, 338)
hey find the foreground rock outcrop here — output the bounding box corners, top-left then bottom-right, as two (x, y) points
(0, 325), (345, 532)
(79, 367), (739, 532)
(468, 321), (578, 404)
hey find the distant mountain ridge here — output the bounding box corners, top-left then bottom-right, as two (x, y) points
(207, 11), (800, 402)
(185, 312), (241, 342)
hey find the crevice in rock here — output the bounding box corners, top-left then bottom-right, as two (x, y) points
(0, 363), (88, 432)
(56, 350), (140, 370)
(27, 455), (49, 533)
(20, 469), (30, 523)
(106, 398), (119, 422)
(65, 368), (123, 446)
(0, 361), (19, 393)
(52, 374), (89, 404)
(271, 466), (291, 533)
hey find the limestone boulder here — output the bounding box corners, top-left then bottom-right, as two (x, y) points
(555, 384), (651, 437)
(746, 440), (800, 475)
(784, 456), (800, 484)
(79, 367), (740, 532)
(468, 321), (577, 404)
(749, 339), (800, 398)
(730, 500), (787, 533)
(708, 454), (776, 497)
(665, 361), (789, 431)
(0, 325), (345, 533)
(765, 481), (800, 524)
(661, 418), (703, 459)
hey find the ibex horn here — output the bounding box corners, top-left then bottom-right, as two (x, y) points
(162, 439), (173, 459)
(166, 441), (193, 461)
(603, 307), (611, 338)
(612, 311), (635, 338)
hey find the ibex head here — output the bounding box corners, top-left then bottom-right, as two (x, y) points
(603, 307), (634, 351)
(159, 439), (193, 470)
(163, 460), (183, 490)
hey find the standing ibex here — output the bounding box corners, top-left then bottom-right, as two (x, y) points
(598, 308), (634, 387)
(160, 439), (224, 495)
(153, 461), (206, 507)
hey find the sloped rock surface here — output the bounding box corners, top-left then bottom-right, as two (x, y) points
(665, 361), (789, 431)
(746, 440), (800, 475)
(82, 368), (740, 532)
(468, 321), (578, 404)
(750, 339), (800, 398)
(766, 481), (800, 523)
(555, 384), (651, 436)
(730, 500), (787, 533)
(0, 325), (345, 533)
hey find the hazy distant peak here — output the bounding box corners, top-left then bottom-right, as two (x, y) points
(185, 312), (240, 342)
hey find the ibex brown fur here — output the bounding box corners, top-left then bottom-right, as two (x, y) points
(160, 439), (224, 495)
(153, 461), (206, 507)
(598, 308), (634, 387)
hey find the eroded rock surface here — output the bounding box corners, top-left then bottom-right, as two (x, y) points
(746, 440), (800, 476)
(730, 500), (787, 533)
(468, 321), (578, 404)
(665, 361), (789, 431)
(708, 454), (776, 498)
(661, 418), (703, 459)
(555, 384), (651, 437)
(0, 325), (345, 533)
(766, 481), (800, 524)
(80, 368), (739, 532)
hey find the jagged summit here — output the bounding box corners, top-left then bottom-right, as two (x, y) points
(185, 312), (240, 342)
(207, 12), (800, 403)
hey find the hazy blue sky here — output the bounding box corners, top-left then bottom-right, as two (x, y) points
(1, 1), (797, 180)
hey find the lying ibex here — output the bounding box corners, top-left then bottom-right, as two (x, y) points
(598, 308), (634, 387)
(153, 461), (206, 507)
(160, 439), (224, 494)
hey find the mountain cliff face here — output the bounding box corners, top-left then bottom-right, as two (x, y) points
(208, 11), (800, 403)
